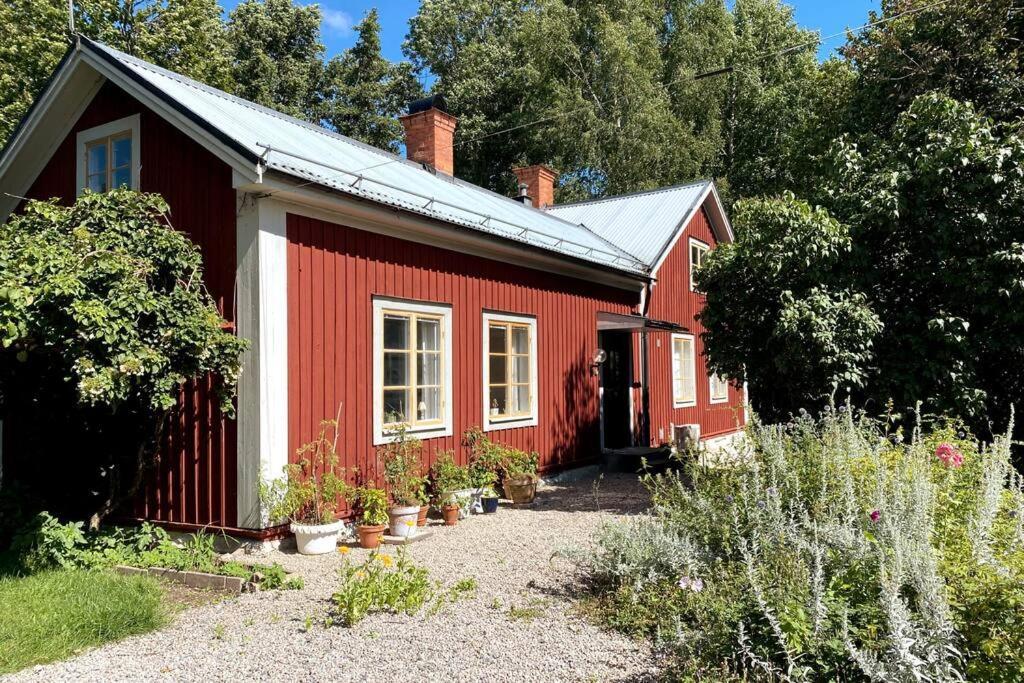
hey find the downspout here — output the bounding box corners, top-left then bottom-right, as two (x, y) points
(639, 279), (653, 446)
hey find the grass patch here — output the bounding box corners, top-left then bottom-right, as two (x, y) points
(0, 570), (166, 674)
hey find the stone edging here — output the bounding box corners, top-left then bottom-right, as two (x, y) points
(114, 565), (248, 593)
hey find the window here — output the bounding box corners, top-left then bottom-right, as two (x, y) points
(483, 312), (538, 430)
(671, 333), (696, 407)
(76, 115), (140, 195)
(689, 238), (709, 291)
(373, 298), (452, 444)
(709, 372), (729, 404)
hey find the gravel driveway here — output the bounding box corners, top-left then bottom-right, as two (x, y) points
(7, 473), (656, 683)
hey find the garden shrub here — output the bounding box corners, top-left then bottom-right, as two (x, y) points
(331, 549), (433, 626)
(574, 407), (1024, 681)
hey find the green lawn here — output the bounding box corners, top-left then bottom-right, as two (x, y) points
(0, 570), (167, 674)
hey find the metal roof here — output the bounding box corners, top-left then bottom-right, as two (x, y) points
(84, 39), (648, 276)
(546, 181), (713, 267)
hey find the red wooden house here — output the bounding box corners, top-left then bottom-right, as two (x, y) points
(0, 38), (744, 535)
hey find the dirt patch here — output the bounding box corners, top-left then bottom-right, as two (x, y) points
(160, 580), (232, 611)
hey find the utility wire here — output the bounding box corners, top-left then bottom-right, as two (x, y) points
(260, 0), (951, 193)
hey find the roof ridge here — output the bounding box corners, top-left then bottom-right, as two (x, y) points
(548, 179), (711, 210)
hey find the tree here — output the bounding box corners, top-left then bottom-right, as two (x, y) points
(697, 194), (881, 422)
(0, 190), (247, 526)
(226, 0), (326, 121)
(322, 9), (423, 152)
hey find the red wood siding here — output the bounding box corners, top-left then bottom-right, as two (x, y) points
(24, 82), (238, 527)
(287, 213), (637, 477)
(639, 208), (746, 444)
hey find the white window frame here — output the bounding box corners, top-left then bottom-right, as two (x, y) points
(689, 237), (709, 292)
(482, 311), (539, 432)
(709, 372), (729, 404)
(372, 297), (453, 445)
(76, 114), (141, 196)
(671, 333), (696, 408)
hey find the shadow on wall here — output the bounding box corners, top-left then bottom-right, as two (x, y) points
(549, 346), (600, 470)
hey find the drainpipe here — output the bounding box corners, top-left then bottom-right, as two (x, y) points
(639, 279), (653, 447)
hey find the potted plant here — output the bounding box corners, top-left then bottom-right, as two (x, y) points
(502, 448), (540, 506)
(261, 418), (351, 555)
(354, 487), (388, 549)
(429, 451), (472, 518)
(379, 424), (424, 538)
(480, 484), (500, 514)
(413, 476), (430, 527)
(440, 494), (461, 526)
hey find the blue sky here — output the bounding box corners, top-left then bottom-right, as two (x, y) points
(220, 1), (880, 63)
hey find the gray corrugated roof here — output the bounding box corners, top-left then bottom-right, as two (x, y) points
(84, 39), (648, 276)
(546, 181), (712, 267)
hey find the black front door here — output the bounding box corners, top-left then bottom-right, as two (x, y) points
(599, 330), (633, 449)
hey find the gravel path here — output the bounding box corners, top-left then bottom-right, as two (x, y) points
(7, 474), (656, 683)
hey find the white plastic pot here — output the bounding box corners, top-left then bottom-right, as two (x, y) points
(388, 505), (420, 537)
(290, 520), (344, 555)
(452, 488), (483, 516)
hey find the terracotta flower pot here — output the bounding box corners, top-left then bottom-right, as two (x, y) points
(417, 505), (429, 527)
(504, 475), (538, 505)
(356, 523), (386, 549)
(441, 504), (460, 526)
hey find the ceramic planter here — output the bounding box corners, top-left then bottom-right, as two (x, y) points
(357, 523), (386, 549)
(481, 496), (499, 514)
(290, 520), (344, 555)
(451, 487), (483, 515)
(441, 504), (460, 526)
(417, 505), (429, 527)
(504, 475), (538, 505)
(388, 505), (420, 537)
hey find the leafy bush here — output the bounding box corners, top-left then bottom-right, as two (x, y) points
(463, 426), (538, 481)
(574, 407), (1024, 680)
(378, 423), (424, 507)
(428, 451), (471, 501)
(330, 549), (433, 626)
(354, 487), (389, 527)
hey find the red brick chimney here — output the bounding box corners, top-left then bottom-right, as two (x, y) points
(512, 165), (557, 209)
(399, 95), (457, 176)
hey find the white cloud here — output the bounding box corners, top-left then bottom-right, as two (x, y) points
(320, 6), (354, 35)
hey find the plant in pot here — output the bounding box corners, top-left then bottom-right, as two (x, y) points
(261, 419), (350, 555)
(429, 451), (472, 520)
(379, 423), (424, 538)
(412, 476), (430, 527)
(480, 484), (500, 514)
(440, 493), (460, 526)
(502, 448), (540, 506)
(354, 486), (388, 549)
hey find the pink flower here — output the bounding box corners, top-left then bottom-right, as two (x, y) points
(870, 509), (881, 523)
(678, 576), (704, 593)
(935, 443), (964, 468)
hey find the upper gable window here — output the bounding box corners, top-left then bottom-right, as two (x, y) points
(76, 115), (140, 195)
(689, 238), (709, 291)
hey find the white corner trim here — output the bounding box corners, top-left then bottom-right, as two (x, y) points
(372, 296), (454, 446)
(671, 332), (696, 408)
(235, 194), (289, 528)
(482, 311), (539, 432)
(75, 114), (141, 196)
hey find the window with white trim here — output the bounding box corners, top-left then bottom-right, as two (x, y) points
(373, 298), (452, 444)
(76, 115), (140, 195)
(709, 372), (729, 403)
(689, 238), (709, 291)
(483, 312), (538, 431)
(671, 333), (696, 407)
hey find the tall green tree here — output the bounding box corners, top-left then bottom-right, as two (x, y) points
(322, 9), (423, 152)
(226, 0), (326, 121)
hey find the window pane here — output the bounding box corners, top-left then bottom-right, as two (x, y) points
(511, 326), (528, 354)
(87, 144), (107, 174)
(383, 314), (409, 350)
(383, 389), (410, 423)
(383, 352), (408, 386)
(488, 386), (507, 416)
(417, 318), (440, 351)
(489, 355), (506, 384)
(111, 166), (131, 189)
(417, 352), (440, 386)
(87, 173), (107, 193)
(416, 387), (440, 421)
(488, 324), (506, 353)
(512, 385), (530, 413)
(112, 136), (132, 168)
(512, 355), (529, 383)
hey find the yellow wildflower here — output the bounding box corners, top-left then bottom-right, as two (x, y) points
(378, 554), (394, 567)
(338, 546), (350, 554)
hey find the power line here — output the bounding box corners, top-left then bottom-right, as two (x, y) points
(262, 0), (951, 193)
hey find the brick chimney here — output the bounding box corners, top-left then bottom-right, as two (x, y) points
(512, 165), (557, 209)
(399, 95), (457, 176)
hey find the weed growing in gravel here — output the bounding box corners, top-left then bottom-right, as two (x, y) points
(331, 549), (434, 626)
(451, 576), (477, 596)
(212, 624), (225, 641)
(508, 605), (544, 622)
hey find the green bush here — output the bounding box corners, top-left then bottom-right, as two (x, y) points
(331, 549), (433, 626)
(574, 407), (1024, 680)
